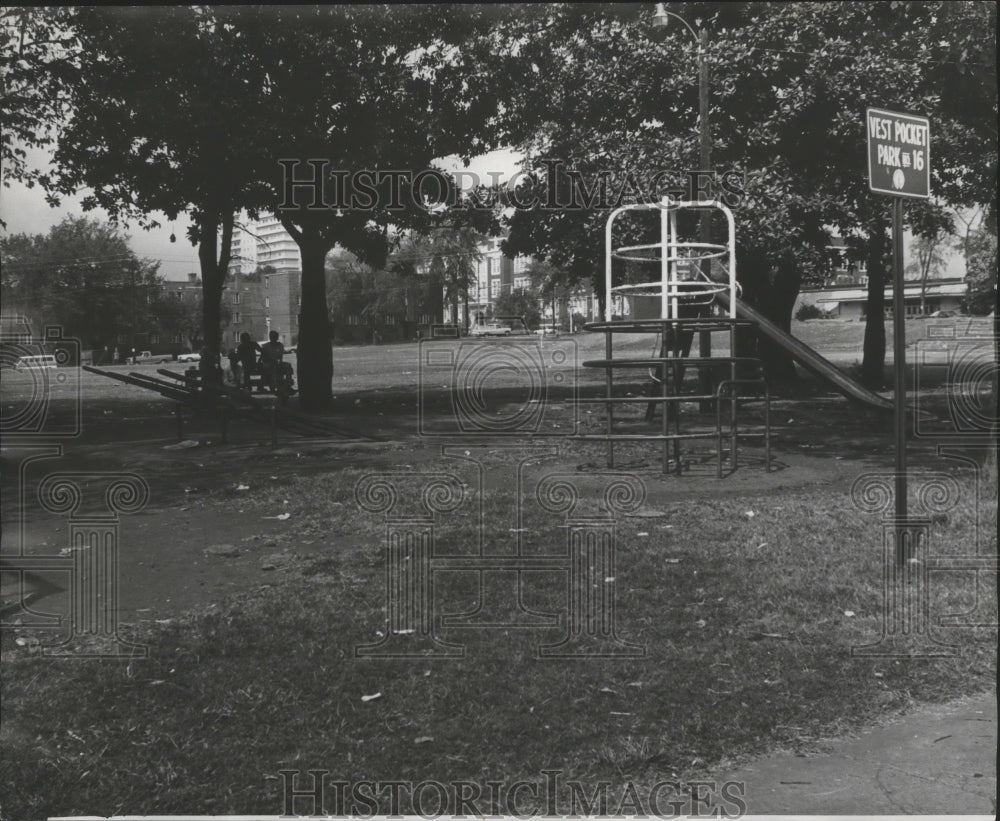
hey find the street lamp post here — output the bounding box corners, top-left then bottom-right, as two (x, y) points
(653, 3), (713, 404)
(129, 265), (137, 364)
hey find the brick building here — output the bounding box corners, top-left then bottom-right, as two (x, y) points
(223, 269), (300, 351)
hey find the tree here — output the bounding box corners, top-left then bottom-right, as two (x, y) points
(241, 5), (537, 407)
(953, 205), (988, 274)
(18, 7), (275, 377)
(502, 4), (843, 380)
(905, 229), (948, 315)
(493, 287), (542, 330)
(239, 264), (276, 284)
(0, 215), (160, 349)
(12, 6), (538, 405)
(327, 253), (402, 325)
(418, 226), (483, 328)
(0, 6), (79, 217)
(150, 289), (232, 353)
(502, 2), (996, 386)
(523, 258), (575, 329)
(962, 228), (998, 315)
(722, 0), (995, 383)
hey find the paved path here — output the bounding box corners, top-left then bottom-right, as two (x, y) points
(719, 691), (996, 815)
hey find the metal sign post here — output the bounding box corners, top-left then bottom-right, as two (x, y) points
(891, 197), (906, 533)
(866, 107), (931, 565)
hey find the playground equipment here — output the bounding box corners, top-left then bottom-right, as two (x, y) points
(82, 366), (373, 444)
(577, 197), (915, 475)
(716, 292), (895, 412)
(579, 198), (771, 476)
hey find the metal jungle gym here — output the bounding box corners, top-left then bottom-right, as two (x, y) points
(579, 197), (771, 476)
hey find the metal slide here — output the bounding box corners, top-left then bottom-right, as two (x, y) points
(715, 292), (895, 412)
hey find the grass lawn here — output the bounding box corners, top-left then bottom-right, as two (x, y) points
(1, 314), (995, 818)
(2, 458), (995, 818)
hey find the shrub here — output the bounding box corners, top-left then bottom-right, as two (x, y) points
(795, 302), (828, 320)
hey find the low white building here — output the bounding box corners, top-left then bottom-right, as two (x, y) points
(795, 278), (967, 319)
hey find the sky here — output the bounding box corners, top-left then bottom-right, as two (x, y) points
(0, 146), (523, 282)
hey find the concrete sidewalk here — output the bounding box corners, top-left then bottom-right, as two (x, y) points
(718, 692), (996, 815)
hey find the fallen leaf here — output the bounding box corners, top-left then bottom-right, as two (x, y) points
(414, 736), (434, 744)
(844, 610), (855, 617)
(236, 484), (250, 491)
(361, 692), (382, 702)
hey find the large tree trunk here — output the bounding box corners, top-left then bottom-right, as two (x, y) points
(756, 252), (801, 383)
(734, 245), (799, 382)
(426, 275), (445, 326)
(295, 231), (335, 409)
(861, 215), (888, 388)
(196, 210), (233, 383)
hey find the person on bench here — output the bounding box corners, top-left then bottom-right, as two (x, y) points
(259, 330), (285, 394)
(237, 332), (261, 392)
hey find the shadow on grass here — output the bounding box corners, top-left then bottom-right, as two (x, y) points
(2, 467), (995, 818)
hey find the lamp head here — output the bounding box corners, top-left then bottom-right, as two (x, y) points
(653, 3), (670, 28)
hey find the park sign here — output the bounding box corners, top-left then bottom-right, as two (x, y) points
(866, 107), (932, 560)
(866, 107), (931, 198)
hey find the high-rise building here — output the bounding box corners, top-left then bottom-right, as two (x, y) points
(230, 214), (301, 274)
(225, 215), (302, 348)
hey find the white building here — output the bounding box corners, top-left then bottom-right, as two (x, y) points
(230, 214), (302, 274)
(796, 279), (968, 319)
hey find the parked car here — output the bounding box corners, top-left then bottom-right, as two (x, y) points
(533, 324), (560, 335)
(14, 354), (58, 371)
(177, 352), (201, 363)
(130, 351), (170, 364)
(470, 322), (512, 337)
